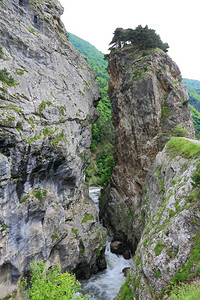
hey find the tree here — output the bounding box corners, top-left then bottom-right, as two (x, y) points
(19, 261), (88, 300)
(109, 25), (169, 52)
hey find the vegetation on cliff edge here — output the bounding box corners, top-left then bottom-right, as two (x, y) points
(18, 261), (88, 300)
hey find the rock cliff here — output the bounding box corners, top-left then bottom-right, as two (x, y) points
(0, 0), (106, 297)
(100, 46), (195, 252)
(122, 138), (200, 298)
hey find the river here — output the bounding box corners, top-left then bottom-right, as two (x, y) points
(81, 187), (132, 300)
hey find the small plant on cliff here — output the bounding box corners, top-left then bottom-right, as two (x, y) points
(173, 125), (188, 137)
(0, 45), (4, 59)
(0, 68), (18, 86)
(82, 215), (94, 223)
(18, 261), (88, 299)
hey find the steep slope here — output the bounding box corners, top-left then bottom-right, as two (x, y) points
(183, 78), (200, 112)
(68, 33), (115, 187)
(100, 46), (195, 252)
(183, 78), (200, 135)
(119, 138), (200, 299)
(0, 0), (106, 297)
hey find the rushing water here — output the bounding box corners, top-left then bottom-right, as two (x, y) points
(81, 187), (132, 300)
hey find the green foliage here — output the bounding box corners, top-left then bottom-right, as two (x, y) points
(183, 79), (200, 137)
(86, 146), (114, 187)
(162, 231), (200, 298)
(109, 25), (169, 52)
(189, 105), (200, 137)
(191, 161), (200, 189)
(68, 33), (115, 188)
(32, 188), (47, 202)
(173, 125), (188, 137)
(38, 101), (52, 114)
(18, 261), (88, 300)
(0, 68), (18, 86)
(154, 269), (161, 278)
(117, 274), (133, 300)
(168, 282), (200, 299)
(183, 79), (200, 112)
(71, 228), (78, 235)
(0, 45), (4, 59)
(166, 137), (200, 159)
(81, 215), (94, 223)
(154, 241), (164, 256)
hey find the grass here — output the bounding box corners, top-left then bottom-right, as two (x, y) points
(166, 137), (200, 159)
(154, 241), (164, 256)
(168, 282), (200, 299)
(117, 274), (133, 300)
(81, 215), (94, 223)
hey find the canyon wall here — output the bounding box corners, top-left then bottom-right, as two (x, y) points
(100, 45), (200, 298)
(120, 139), (200, 298)
(100, 46), (195, 251)
(0, 0), (106, 297)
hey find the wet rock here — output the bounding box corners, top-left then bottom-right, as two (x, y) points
(122, 267), (130, 277)
(110, 241), (123, 254)
(123, 249), (131, 260)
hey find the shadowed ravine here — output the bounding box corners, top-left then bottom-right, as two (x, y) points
(81, 187), (132, 300)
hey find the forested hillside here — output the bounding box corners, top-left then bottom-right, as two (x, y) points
(68, 33), (115, 187)
(183, 79), (200, 136)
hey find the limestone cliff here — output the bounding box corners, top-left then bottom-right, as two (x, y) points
(100, 46), (195, 252)
(0, 0), (106, 297)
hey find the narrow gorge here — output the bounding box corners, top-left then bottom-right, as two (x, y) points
(100, 44), (200, 298)
(1, 1), (200, 299)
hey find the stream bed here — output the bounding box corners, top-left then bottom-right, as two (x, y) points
(81, 187), (132, 300)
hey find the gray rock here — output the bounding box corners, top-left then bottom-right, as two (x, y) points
(100, 47), (195, 251)
(0, 0), (106, 297)
(128, 144), (200, 298)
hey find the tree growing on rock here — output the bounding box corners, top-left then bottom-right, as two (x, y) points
(109, 25), (169, 52)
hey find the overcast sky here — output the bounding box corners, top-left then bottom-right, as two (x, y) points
(59, 0), (200, 81)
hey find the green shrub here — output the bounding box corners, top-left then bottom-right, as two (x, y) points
(154, 241), (164, 256)
(82, 215), (94, 223)
(18, 261), (88, 300)
(32, 188), (47, 202)
(0, 45), (4, 59)
(0, 68), (18, 86)
(173, 125), (188, 137)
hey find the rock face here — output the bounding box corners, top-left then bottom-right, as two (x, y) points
(100, 46), (195, 252)
(127, 140), (200, 298)
(0, 0), (106, 297)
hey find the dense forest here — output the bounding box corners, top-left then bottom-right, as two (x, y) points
(68, 33), (115, 187)
(183, 79), (200, 136)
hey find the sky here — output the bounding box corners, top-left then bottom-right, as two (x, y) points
(59, 0), (200, 81)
